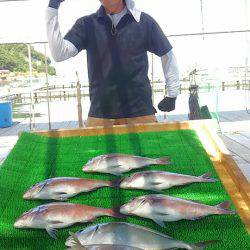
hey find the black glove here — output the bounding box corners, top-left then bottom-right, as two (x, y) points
(49, 0), (64, 9)
(158, 97), (177, 112)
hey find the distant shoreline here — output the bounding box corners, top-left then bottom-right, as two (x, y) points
(0, 80), (11, 84)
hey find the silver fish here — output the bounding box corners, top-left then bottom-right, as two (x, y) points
(23, 177), (119, 201)
(120, 171), (217, 191)
(82, 154), (171, 176)
(68, 245), (142, 250)
(14, 202), (124, 239)
(120, 194), (235, 227)
(65, 222), (218, 249)
(67, 232), (143, 250)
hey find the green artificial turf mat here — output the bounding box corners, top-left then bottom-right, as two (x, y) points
(0, 130), (249, 250)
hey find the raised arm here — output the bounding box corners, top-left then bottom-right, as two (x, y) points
(46, 0), (81, 62)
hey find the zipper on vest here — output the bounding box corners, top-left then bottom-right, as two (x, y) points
(111, 22), (117, 36)
(110, 14), (117, 36)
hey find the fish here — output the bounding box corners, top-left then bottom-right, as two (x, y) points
(82, 154), (171, 176)
(67, 232), (143, 250)
(23, 177), (119, 201)
(120, 171), (217, 191)
(14, 202), (124, 239)
(120, 194), (235, 227)
(65, 222), (218, 249)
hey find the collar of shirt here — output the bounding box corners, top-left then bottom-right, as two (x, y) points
(97, 0), (141, 23)
(108, 6), (128, 27)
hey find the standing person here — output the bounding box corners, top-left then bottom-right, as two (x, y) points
(46, 0), (180, 127)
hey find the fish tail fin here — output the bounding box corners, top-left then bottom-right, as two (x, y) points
(199, 172), (217, 182)
(190, 240), (220, 249)
(154, 156), (171, 165)
(215, 201), (236, 214)
(67, 232), (85, 249)
(105, 207), (127, 219)
(108, 178), (122, 188)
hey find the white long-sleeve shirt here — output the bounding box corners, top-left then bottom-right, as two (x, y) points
(46, 0), (180, 98)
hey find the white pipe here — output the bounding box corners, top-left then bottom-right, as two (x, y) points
(27, 44), (35, 130)
(44, 44), (51, 130)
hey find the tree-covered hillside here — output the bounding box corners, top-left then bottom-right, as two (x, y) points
(0, 44), (56, 75)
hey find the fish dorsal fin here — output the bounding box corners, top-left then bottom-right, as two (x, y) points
(102, 154), (118, 160)
(128, 222), (173, 239)
(216, 201), (230, 210)
(200, 172), (212, 179)
(31, 204), (48, 214)
(189, 199), (203, 204)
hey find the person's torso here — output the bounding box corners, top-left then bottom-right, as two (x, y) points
(81, 9), (156, 118)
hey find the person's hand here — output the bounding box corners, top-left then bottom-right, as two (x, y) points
(48, 0), (65, 9)
(158, 97), (177, 112)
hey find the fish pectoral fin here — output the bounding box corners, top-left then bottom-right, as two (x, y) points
(46, 226), (58, 239)
(106, 164), (123, 170)
(50, 220), (65, 224)
(68, 232), (85, 249)
(54, 192), (68, 195)
(153, 219), (166, 227)
(105, 165), (124, 175)
(52, 192), (72, 201)
(190, 216), (204, 221)
(53, 197), (69, 201)
(155, 211), (169, 216)
(149, 181), (163, 186)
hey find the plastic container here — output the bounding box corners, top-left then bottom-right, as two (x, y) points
(0, 101), (13, 128)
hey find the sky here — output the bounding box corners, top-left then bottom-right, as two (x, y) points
(0, 0), (250, 82)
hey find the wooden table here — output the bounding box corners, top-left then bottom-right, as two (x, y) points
(34, 119), (250, 233)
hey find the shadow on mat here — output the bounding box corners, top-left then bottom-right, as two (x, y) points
(45, 137), (58, 179)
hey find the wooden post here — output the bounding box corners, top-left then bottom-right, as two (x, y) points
(76, 71), (83, 128)
(34, 93), (38, 103)
(237, 80), (240, 90)
(222, 82), (225, 91)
